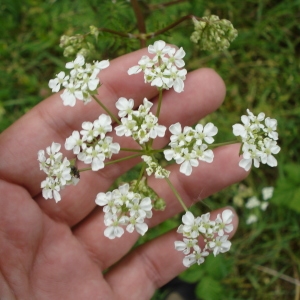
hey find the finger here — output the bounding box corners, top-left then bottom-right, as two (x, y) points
(34, 67), (226, 226)
(73, 144), (247, 270)
(0, 47), (157, 196)
(105, 207), (239, 300)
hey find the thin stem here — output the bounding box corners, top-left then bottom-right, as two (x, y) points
(148, 0), (188, 10)
(92, 95), (120, 124)
(134, 163), (146, 192)
(146, 14), (195, 38)
(78, 167), (92, 172)
(156, 89), (163, 118)
(209, 140), (239, 149)
(95, 27), (131, 38)
(120, 147), (144, 153)
(105, 153), (142, 165)
(130, 0), (147, 48)
(165, 177), (188, 212)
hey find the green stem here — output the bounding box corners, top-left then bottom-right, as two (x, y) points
(105, 153), (142, 165)
(209, 140), (239, 149)
(78, 167), (92, 172)
(156, 89), (163, 118)
(134, 163), (146, 192)
(120, 147), (144, 153)
(92, 95), (120, 124)
(165, 177), (188, 212)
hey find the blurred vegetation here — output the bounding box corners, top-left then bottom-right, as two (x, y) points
(1, 0), (300, 299)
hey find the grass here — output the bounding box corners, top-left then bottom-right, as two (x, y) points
(1, 0), (300, 299)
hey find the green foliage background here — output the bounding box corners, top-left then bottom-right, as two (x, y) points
(1, 0), (300, 299)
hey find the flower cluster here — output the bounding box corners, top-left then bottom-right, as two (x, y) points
(232, 109), (280, 171)
(190, 15), (238, 51)
(115, 97), (166, 144)
(245, 186), (274, 224)
(128, 40), (187, 93)
(65, 114), (120, 171)
(141, 155), (170, 178)
(38, 142), (79, 202)
(164, 122), (217, 176)
(49, 55), (109, 106)
(95, 183), (153, 239)
(175, 209), (234, 267)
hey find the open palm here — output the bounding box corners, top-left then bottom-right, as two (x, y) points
(0, 48), (246, 300)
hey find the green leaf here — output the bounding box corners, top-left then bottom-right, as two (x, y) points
(204, 255), (233, 280)
(271, 164), (300, 213)
(179, 264), (205, 283)
(195, 276), (224, 300)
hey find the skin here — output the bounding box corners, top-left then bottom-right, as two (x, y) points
(0, 48), (247, 300)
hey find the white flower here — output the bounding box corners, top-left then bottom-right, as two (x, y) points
(148, 40), (171, 59)
(182, 245), (209, 267)
(65, 131), (83, 154)
(128, 40), (187, 93)
(126, 217), (148, 236)
(80, 121), (95, 142)
(80, 73), (99, 92)
(128, 55), (154, 75)
(169, 123), (192, 146)
(194, 123), (218, 145)
(147, 66), (171, 89)
(95, 191), (122, 215)
(115, 118), (138, 137)
(215, 209), (234, 236)
(116, 97), (135, 118)
(174, 238), (198, 255)
(38, 142), (77, 202)
(260, 202), (269, 211)
(245, 196), (261, 209)
(38, 150), (48, 173)
(45, 142), (62, 165)
(239, 143), (262, 171)
(232, 115), (252, 139)
(247, 109), (265, 128)
(41, 177), (62, 203)
(93, 114), (112, 139)
(48, 71), (69, 92)
(141, 113), (166, 140)
(48, 55), (109, 107)
(54, 157), (72, 186)
(264, 117), (278, 140)
(176, 148), (199, 176)
(104, 215), (125, 239)
(262, 186), (274, 201)
(65, 55), (85, 71)
(94, 59), (110, 69)
(260, 139), (280, 167)
(198, 212), (215, 236)
(209, 235), (231, 256)
(233, 110), (280, 171)
(127, 197), (153, 219)
(246, 214), (258, 224)
(134, 98), (153, 117)
(61, 82), (83, 107)
(164, 47), (186, 68)
(82, 145), (105, 171)
(177, 211), (201, 239)
(193, 144), (214, 163)
(98, 136), (120, 159)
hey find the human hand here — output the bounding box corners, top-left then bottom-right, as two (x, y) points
(0, 48), (247, 300)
